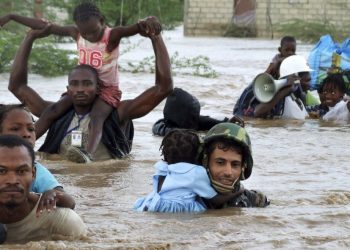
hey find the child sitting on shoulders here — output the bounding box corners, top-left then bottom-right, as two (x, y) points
(0, 2), (161, 163)
(265, 35), (320, 106)
(265, 36), (296, 79)
(134, 129), (239, 213)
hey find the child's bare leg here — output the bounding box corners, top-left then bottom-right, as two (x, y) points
(86, 97), (113, 156)
(35, 95), (72, 139)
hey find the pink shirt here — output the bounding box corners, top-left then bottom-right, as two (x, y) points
(77, 27), (119, 88)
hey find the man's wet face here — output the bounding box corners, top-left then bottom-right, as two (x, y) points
(0, 146), (34, 207)
(208, 145), (243, 186)
(67, 68), (98, 106)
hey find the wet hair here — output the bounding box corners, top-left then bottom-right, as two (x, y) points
(69, 64), (99, 83)
(0, 134), (35, 166)
(0, 104), (32, 132)
(205, 137), (244, 166)
(73, 2), (103, 22)
(160, 129), (201, 165)
(319, 73), (346, 94)
(280, 36), (296, 46)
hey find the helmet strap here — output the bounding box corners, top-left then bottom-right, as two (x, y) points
(207, 170), (240, 194)
(202, 153), (208, 168)
(241, 164), (246, 180)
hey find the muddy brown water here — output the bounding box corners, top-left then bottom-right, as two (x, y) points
(0, 26), (349, 249)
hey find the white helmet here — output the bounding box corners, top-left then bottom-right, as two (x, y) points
(279, 55), (313, 79)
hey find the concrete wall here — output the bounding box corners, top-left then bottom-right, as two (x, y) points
(256, 0), (350, 38)
(184, 0), (350, 38)
(184, 0), (234, 36)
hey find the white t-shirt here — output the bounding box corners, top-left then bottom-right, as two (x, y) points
(5, 195), (87, 243)
(282, 95), (309, 120)
(323, 100), (350, 122)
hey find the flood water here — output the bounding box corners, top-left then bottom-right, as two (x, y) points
(0, 26), (349, 249)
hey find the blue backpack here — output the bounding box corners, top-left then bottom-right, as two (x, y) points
(308, 34), (350, 95)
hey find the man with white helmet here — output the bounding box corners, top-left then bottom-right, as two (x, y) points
(234, 55), (313, 119)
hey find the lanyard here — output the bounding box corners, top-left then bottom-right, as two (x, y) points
(64, 113), (88, 137)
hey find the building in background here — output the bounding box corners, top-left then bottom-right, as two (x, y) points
(184, 0), (350, 38)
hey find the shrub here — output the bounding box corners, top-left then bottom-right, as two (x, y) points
(276, 19), (347, 44)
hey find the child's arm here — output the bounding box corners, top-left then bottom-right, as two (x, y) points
(207, 191), (244, 209)
(0, 14), (78, 40)
(0, 14), (47, 29)
(36, 188), (76, 216)
(107, 16), (162, 52)
(48, 24), (79, 40)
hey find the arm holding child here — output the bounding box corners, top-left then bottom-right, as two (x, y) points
(254, 74), (298, 118)
(107, 16), (162, 52)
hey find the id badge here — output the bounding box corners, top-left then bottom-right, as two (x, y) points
(71, 130), (82, 147)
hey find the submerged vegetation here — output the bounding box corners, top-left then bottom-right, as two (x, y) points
(124, 51), (217, 78)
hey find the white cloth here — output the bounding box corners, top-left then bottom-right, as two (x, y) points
(323, 100), (350, 122)
(5, 195), (87, 243)
(282, 95), (309, 120)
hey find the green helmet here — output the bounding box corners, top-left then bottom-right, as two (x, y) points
(203, 122), (253, 180)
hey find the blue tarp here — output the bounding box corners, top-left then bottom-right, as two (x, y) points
(308, 34), (350, 95)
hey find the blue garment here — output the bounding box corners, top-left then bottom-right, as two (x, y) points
(134, 161), (217, 213)
(31, 162), (61, 193)
(308, 34), (350, 94)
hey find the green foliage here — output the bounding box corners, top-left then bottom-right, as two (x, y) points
(95, 0), (184, 29)
(171, 52), (217, 78)
(30, 41), (77, 77)
(0, 31), (76, 76)
(1, 0), (184, 31)
(41, 0), (184, 29)
(0, 30), (21, 73)
(123, 51), (217, 78)
(276, 19), (347, 44)
(224, 23), (256, 38)
(0, 1), (34, 34)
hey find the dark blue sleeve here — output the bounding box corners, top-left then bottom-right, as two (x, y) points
(152, 119), (174, 136)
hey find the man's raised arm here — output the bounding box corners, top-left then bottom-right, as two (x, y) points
(118, 34), (173, 122)
(8, 27), (53, 117)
